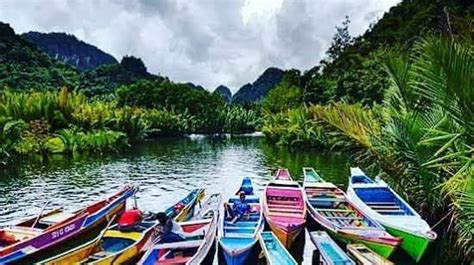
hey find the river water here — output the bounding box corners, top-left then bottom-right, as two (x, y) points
(0, 136), (433, 264)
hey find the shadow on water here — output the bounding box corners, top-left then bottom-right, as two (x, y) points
(0, 136), (445, 264)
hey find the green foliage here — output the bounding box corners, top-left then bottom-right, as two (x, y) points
(117, 79), (228, 133)
(0, 23), (79, 90)
(222, 105), (261, 134)
(262, 77), (302, 113)
(144, 109), (191, 136)
(262, 36), (473, 262)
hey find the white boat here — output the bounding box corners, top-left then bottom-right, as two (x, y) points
(346, 167), (437, 262)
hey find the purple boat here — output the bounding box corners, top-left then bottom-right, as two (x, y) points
(0, 185), (137, 264)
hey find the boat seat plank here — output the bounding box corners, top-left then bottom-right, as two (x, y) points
(268, 200), (300, 205)
(224, 221), (257, 227)
(268, 212), (303, 218)
(326, 216), (363, 220)
(309, 198), (345, 202)
(158, 255), (192, 264)
(269, 208), (303, 214)
(370, 205), (401, 209)
(366, 202), (397, 205)
(315, 208), (354, 213)
(224, 226), (255, 230)
(268, 204), (300, 209)
(39, 212), (75, 225)
(376, 209), (406, 214)
(224, 232), (254, 238)
(155, 239), (203, 249)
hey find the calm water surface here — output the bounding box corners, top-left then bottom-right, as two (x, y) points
(0, 136), (427, 264)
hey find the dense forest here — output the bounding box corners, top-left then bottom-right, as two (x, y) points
(0, 0), (472, 262)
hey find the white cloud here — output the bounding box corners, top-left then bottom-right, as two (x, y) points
(0, 0), (399, 92)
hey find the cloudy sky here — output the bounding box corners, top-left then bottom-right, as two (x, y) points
(0, 0), (399, 92)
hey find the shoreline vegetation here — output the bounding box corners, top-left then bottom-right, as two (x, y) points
(0, 86), (262, 166)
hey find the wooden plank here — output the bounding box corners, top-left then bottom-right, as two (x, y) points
(268, 204), (299, 209)
(366, 202), (397, 205)
(370, 205), (401, 209)
(309, 198), (345, 202)
(155, 239), (203, 249)
(376, 209), (406, 213)
(269, 208), (303, 214)
(268, 200), (300, 205)
(268, 212), (303, 218)
(315, 208), (354, 213)
(326, 216), (363, 220)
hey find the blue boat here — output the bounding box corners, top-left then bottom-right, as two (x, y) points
(309, 231), (355, 265)
(258, 231), (297, 265)
(218, 177), (264, 264)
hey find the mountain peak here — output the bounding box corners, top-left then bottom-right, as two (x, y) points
(213, 85), (232, 102)
(120, 55), (147, 76)
(232, 67), (284, 104)
(22, 31), (118, 71)
(0, 22), (15, 38)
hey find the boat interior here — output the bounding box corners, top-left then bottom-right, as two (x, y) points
(153, 220), (211, 264)
(275, 169), (292, 180)
(306, 187), (376, 228)
(348, 244), (394, 265)
(311, 233), (353, 265)
(354, 188), (414, 216)
(260, 232), (295, 264)
(81, 221), (156, 263)
(0, 210), (79, 247)
(303, 168), (323, 182)
(223, 201), (261, 238)
(266, 187), (305, 217)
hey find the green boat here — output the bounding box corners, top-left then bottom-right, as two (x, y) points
(347, 167), (437, 262)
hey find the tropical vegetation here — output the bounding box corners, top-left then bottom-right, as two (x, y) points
(261, 35), (472, 264)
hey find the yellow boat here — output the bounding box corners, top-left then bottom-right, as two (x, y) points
(42, 189), (204, 264)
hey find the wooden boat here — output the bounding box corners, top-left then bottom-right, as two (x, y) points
(347, 244), (394, 265)
(346, 167), (436, 262)
(138, 193), (221, 264)
(309, 231), (355, 265)
(0, 185), (137, 264)
(42, 189), (204, 265)
(303, 167), (401, 258)
(258, 231), (297, 265)
(218, 177), (264, 264)
(262, 168), (307, 249)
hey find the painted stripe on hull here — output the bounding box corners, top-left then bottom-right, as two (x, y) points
(384, 225), (431, 262)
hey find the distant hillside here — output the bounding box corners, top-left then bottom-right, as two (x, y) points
(78, 55), (164, 96)
(22, 32), (118, 71)
(232, 67), (284, 104)
(0, 22), (78, 90)
(213, 85), (232, 102)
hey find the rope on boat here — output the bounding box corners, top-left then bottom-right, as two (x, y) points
(430, 211), (452, 230)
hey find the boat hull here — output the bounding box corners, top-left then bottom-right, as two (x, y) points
(384, 224), (431, 262)
(307, 210), (398, 258)
(219, 241), (255, 265)
(328, 229), (397, 259)
(218, 178), (264, 265)
(266, 220), (303, 249)
(0, 186), (135, 264)
(259, 231), (297, 265)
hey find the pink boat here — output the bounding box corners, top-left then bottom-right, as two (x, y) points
(262, 168), (307, 248)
